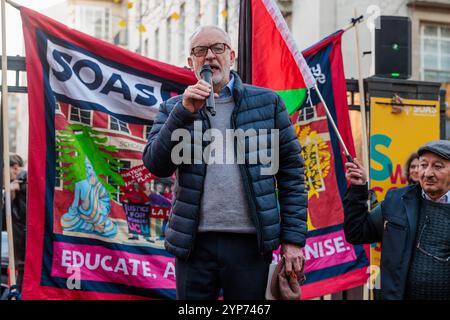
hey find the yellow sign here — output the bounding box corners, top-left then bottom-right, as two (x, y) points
(369, 96), (440, 267)
(370, 97), (440, 200)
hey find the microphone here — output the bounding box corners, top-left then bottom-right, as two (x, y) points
(200, 64), (216, 116)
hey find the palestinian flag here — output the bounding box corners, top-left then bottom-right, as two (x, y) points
(238, 0), (316, 114)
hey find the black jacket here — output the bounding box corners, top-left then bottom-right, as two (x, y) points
(1, 171), (28, 267)
(343, 183), (424, 300)
(143, 71), (308, 260)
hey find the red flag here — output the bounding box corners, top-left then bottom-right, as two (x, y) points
(239, 0), (316, 114)
(21, 6), (195, 300)
(239, 3), (368, 298)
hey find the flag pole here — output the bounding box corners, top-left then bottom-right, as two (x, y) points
(1, 0), (18, 298)
(311, 14), (365, 164)
(313, 84), (353, 162)
(343, 14), (364, 33)
(353, 8), (372, 302)
(5, 0), (20, 10)
(238, 0), (252, 83)
(353, 8), (370, 176)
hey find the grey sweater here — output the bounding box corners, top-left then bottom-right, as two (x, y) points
(405, 199), (450, 300)
(198, 96), (256, 233)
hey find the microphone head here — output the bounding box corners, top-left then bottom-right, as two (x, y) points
(200, 64), (213, 75)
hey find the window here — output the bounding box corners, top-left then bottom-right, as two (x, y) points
(195, 0), (201, 28)
(179, 4), (186, 62)
(167, 17), (172, 63)
(142, 0), (149, 13)
(144, 125), (152, 140)
(76, 6), (112, 42)
(109, 160), (131, 201)
(219, 0), (229, 32)
(110, 116), (130, 134)
(144, 38), (149, 57)
(211, 1), (218, 26)
(8, 95), (18, 153)
(70, 106), (92, 125)
(155, 28), (160, 60)
(421, 24), (450, 82)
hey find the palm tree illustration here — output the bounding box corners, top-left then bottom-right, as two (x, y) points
(56, 123), (125, 200)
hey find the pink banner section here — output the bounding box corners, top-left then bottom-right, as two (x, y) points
(51, 242), (176, 289)
(303, 230), (357, 273)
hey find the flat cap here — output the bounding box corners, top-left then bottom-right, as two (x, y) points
(417, 140), (450, 161)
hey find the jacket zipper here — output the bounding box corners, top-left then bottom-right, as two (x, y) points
(186, 108), (210, 260)
(231, 111), (264, 255)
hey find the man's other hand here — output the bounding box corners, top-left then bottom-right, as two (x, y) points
(281, 243), (304, 278)
(345, 158), (367, 185)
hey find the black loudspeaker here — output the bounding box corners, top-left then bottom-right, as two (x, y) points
(375, 16), (411, 79)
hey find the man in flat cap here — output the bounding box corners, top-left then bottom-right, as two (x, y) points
(343, 140), (450, 300)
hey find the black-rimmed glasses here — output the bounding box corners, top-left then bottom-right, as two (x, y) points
(190, 43), (230, 57)
(416, 215), (450, 262)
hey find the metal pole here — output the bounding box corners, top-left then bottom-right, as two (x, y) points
(307, 15), (365, 163)
(4, 0), (20, 10)
(314, 84), (353, 162)
(1, 0), (17, 295)
(342, 14), (364, 33)
(353, 8), (372, 301)
(353, 8), (370, 175)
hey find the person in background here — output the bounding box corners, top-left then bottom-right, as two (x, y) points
(343, 140), (450, 300)
(163, 185), (173, 202)
(7, 154), (28, 293)
(405, 152), (420, 185)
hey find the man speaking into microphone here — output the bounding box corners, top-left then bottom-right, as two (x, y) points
(143, 26), (307, 300)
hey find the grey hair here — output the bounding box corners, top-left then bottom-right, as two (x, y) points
(188, 25), (232, 54)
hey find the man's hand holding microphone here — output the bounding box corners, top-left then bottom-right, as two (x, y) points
(182, 65), (218, 115)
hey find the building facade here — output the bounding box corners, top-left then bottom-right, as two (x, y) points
(42, 0), (128, 46)
(39, 0), (449, 82)
(293, 0), (450, 83)
(135, 0), (241, 67)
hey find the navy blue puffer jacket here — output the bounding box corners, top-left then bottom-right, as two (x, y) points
(143, 71), (307, 260)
